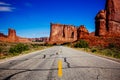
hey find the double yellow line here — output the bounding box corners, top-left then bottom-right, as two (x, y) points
(58, 60), (62, 77)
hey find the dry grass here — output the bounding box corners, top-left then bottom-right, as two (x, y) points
(0, 42), (50, 59)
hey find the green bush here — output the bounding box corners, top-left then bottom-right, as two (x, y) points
(101, 49), (113, 56)
(0, 47), (2, 53)
(108, 43), (116, 48)
(31, 44), (39, 48)
(91, 48), (97, 53)
(100, 48), (120, 58)
(9, 43), (29, 54)
(44, 43), (53, 46)
(74, 40), (89, 48)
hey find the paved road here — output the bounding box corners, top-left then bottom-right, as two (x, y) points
(0, 46), (120, 80)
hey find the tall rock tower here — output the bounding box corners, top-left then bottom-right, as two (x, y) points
(95, 10), (107, 36)
(95, 0), (120, 37)
(8, 28), (17, 42)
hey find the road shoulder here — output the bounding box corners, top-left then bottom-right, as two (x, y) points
(73, 48), (120, 63)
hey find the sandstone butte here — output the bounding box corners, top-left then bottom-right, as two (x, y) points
(49, 0), (120, 47)
(0, 28), (30, 43)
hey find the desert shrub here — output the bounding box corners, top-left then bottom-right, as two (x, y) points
(0, 47), (2, 53)
(53, 43), (57, 45)
(110, 48), (120, 58)
(101, 48), (120, 58)
(9, 43), (29, 54)
(31, 43), (46, 48)
(31, 44), (39, 48)
(44, 43), (53, 46)
(108, 43), (116, 48)
(91, 48), (97, 53)
(74, 40), (89, 48)
(101, 49), (113, 56)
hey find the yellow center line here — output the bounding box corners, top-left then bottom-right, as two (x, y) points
(58, 60), (63, 77)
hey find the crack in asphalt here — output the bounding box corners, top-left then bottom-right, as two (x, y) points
(1, 46), (120, 80)
(0, 50), (48, 69)
(2, 58), (50, 80)
(1, 66), (120, 71)
(97, 74), (100, 80)
(47, 51), (58, 80)
(96, 69), (101, 80)
(43, 55), (46, 59)
(56, 52), (58, 55)
(50, 54), (54, 57)
(2, 68), (59, 80)
(1, 65), (120, 80)
(1, 49), (59, 80)
(3, 70), (28, 80)
(64, 57), (70, 68)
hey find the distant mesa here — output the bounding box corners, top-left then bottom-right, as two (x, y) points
(29, 37), (49, 42)
(0, 28), (49, 43)
(0, 28), (30, 43)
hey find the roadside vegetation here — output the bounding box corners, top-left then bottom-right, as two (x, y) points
(0, 42), (52, 59)
(89, 43), (120, 59)
(74, 40), (89, 48)
(65, 40), (120, 59)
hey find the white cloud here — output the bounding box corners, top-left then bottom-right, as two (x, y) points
(0, 6), (13, 12)
(0, 2), (15, 12)
(0, 2), (11, 6)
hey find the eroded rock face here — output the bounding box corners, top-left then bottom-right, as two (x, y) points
(95, 10), (107, 36)
(106, 0), (120, 35)
(77, 25), (89, 39)
(95, 0), (120, 37)
(106, 0), (120, 22)
(49, 23), (77, 44)
(49, 23), (89, 44)
(8, 28), (17, 42)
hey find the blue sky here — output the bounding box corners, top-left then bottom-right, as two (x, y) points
(0, 0), (106, 38)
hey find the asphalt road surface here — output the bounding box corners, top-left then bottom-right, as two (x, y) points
(0, 46), (120, 80)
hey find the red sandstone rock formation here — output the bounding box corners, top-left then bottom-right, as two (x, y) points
(89, 32), (95, 36)
(49, 23), (89, 44)
(95, 0), (120, 37)
(77, 25), (89, 39)
(49, 0), (120, 46)
(49, 23), (77, 44)
(1, 0), (119, 47)
(0, 29), (30, 43)
(95, 10), (107, 36)
(8, 29), (17, 42)
(106, 0), (120, 36)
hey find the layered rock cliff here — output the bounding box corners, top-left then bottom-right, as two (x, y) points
(49, 23), (77, 44)
(49, 23), (89, 44)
